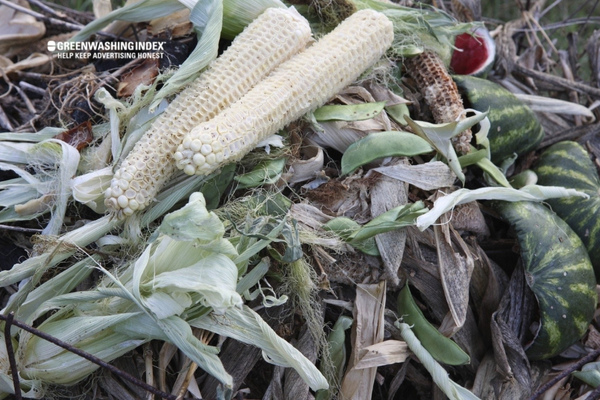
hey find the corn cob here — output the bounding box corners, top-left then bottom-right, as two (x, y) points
(104, 7), (312, 219)
(404, 50), (472, 154)
(174, 9), (394, 176)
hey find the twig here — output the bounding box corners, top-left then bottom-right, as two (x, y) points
(0, 0), (84, 31)
(527, 348), (600, 400)
(0, 313), (177, 400)
(13, 86), (37, 115)
(24, 0), (81, 25)
(513, 63), (600, 98)
(4, 313), (22, 400)
(558, 50), (582, 126)
(19, 82), (47, 97)
(540, 121), (600, 148)
(0, 224), (43, 233)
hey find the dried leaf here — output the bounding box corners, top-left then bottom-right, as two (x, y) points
(514, 93), (596, 120)
(490, 265), (533, 387)
(353, 340), (410, 369)
(284, 324), (320, 400)
(448, 201), (489, 236)
(373, 161), (457, 191)
(371, 163), (408, 285)
(434, 211), (474, 331)
(117, 58), (160, 98)
(0, 0), (45, 55)
(54, 120), (94, 151)
(288, 143), (324, 184)
(340, 281), (386, 399)
(0, 53), (51, 74)
(148, 8), (193, 38)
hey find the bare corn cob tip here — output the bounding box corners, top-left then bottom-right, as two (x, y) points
(404, 50), (472, 155)
(174, 9), (394, 176)
(104, 7), (312, 219)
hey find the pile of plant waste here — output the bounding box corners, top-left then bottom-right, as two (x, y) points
(1, 0), (600, 399)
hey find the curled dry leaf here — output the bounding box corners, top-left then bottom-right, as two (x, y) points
(287, 141), (325, 184)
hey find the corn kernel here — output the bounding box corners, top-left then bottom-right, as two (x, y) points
(104, 7), (312, 218)
(176, 9), (394, 176)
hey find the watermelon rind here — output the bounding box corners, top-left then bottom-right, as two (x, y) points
(534, 140), (600, 279)
(493, 200), (597, 360)
(453, 75), (545, 163)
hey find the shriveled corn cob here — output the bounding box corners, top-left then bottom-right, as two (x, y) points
(174, 9), (394, 176)
(104, 7), (312, 219)
(404, 50), (472, 154)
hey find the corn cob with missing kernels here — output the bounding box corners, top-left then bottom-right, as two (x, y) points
(174, 9), (394, 176)
(104, 7), (312, 219)
(404, 50), (472, 154)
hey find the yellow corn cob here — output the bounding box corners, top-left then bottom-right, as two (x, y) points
(174, 9), (394, 176)
(104, 7), (312, 219)
(404, 50), (472, 154)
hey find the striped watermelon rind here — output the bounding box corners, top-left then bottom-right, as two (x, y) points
(453, 75), (545, 163)
(493, 200), (597, 360)
(533, 140), (600, 279)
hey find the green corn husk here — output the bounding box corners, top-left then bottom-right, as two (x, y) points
(17, 312), (145, 385)
(3, 193), (326, 396)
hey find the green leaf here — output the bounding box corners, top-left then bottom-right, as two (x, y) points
(341, 131), (433, 175)
(352, 201), (426, 242)
(313, 101), (386, 122)
(322, 217), (379, 256)
(573, 361), (600, 388)
(458, 149), (487, 168)
(509, 170), (537, 189)
(322, 202), (426, 255)
(396, 322), (481, 400)
(475, 156), (511, 188)
(151, 0), (223, 107)
(234, 158), (286, 189)
(405, 112), (488, 183)
(385, 103), (411, 125)
(201, 163), (236, 209)
(398, 285), (470, 365)
(316, 315), (353, 400)
(71, 0), (186, 42)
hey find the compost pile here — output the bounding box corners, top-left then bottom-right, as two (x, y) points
(1, 0), (600, 399)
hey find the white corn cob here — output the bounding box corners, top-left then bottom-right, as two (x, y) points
(104, 7), (312, 219)
(174, 9), (394, 176)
